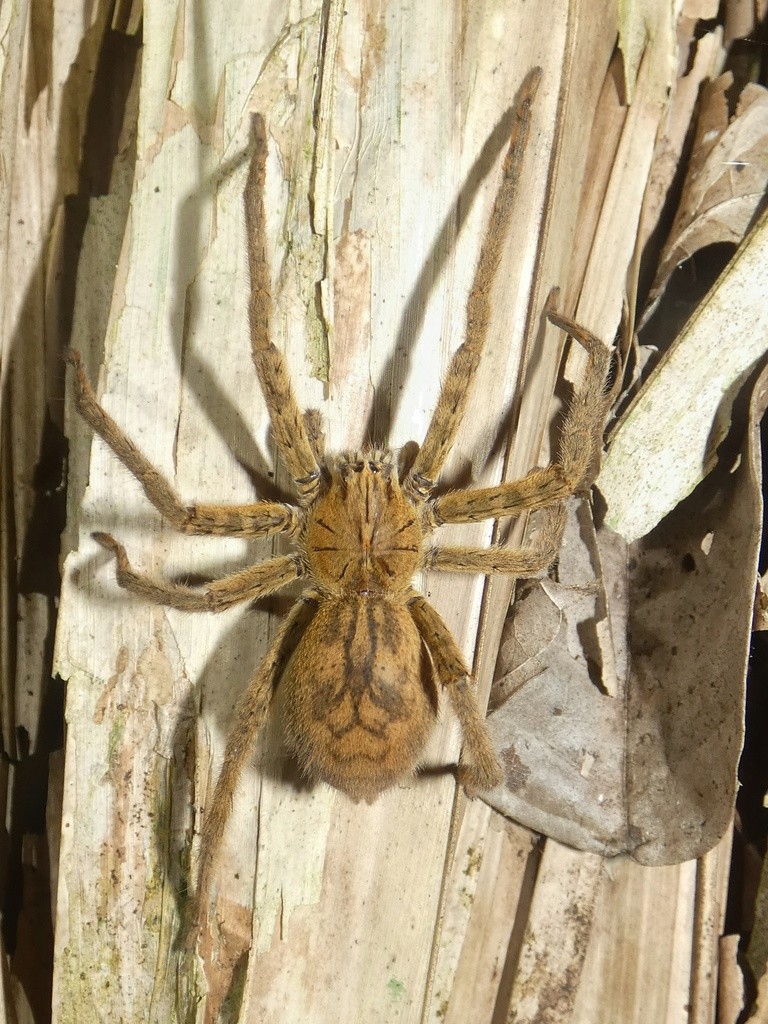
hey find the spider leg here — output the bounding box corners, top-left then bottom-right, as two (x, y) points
(184, 596), (318, 945)
(303, 408), (326, 462)
(426, 502), (566, 575)
(433, 467), (565, 525)
(245, 115), (323, 505)
(407, 594), (503, 795)
(93, 532), (302, 611)
(545, 309), (612, 488)
(68, 351), (300, 538)
(406, 67), (541, 500)
(433, 314), (611, 525)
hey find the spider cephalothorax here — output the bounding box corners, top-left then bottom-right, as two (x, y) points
(304, 451), (424, 595)
(68, 67), (612, 935)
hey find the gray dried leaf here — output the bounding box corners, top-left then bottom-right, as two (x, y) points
(485, 354), (764, 864)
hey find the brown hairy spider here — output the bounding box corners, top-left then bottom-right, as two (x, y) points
(68, 67), (611, 932)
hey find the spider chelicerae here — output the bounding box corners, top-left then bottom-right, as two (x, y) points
(68, 67), (611, 931)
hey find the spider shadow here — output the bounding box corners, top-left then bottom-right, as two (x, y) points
(166, 134), (288, 506)
(171, 0), (287, 504)
(483, 305), (551, 478)
(364, 78), (531, 455)
(165, 79), (534, 502)
(156, 36), (314, 926)
(160, 588), (315, 932)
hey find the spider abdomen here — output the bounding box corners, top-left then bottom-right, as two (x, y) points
(280, 596), (437, 802)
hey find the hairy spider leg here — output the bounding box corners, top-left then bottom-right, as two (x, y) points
(245, 114), (323, 505)
(431, 310), (612, 526)
(67, 350), (300, 538)
(424, 501), (566, 576)
(407, 594), (504, 793)
(184, 597), (319, 944)
(93, 532), (302, 611)
(406, 65), (542, 499)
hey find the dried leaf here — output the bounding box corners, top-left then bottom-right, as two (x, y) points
(602, 201), (768, 543)
(617, 0), (674, 102)
(756, 572), (768, 631)
(486, 500), (629, 856)
(485, 354), (765, 864)
(648, 75), (768, 309)
(637, 29), (725, 255)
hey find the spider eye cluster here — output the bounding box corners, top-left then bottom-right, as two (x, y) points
(336, 449), (395, 482)
(348, 460), (382, 475)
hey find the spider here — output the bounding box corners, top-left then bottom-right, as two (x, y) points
(67, 67), (611, 933)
